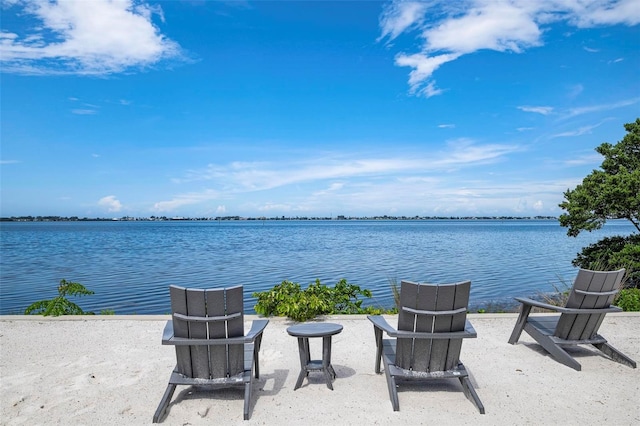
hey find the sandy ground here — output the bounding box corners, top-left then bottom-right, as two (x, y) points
(1, 313), (639, 425)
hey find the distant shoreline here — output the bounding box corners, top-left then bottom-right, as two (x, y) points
(1, 215), (558, 222)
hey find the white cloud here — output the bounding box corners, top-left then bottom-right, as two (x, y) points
(438, 124), (455, 128)
(423, 2), (542, 54)
(0, 160), (21, 164)
(1, 0), (184, 75)
(98, 195), (122, 212)
(395, 52), (459, 96)
(564, 0), (640, 27)
(380, 0), (640, 97)
(517, 106), (554, 115)
(216, 205), (226, 214)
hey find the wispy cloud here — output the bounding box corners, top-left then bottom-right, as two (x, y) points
(378, 1), (428, 42)
(379, 0), (640, 97)
(1, 0), (185, 75)
(72, 109), (97, 115)
(563, 153), (602, 166)
(438, 124), (455, 128)
(0, 160), (21, 165)
(563, 97), (640, 118)
(153, 189), (220, 212)
(518, 105), (554, 115)
(552, 122), (605, 137)
(154, 142), (521, 213)
(567, 84), (584, 98)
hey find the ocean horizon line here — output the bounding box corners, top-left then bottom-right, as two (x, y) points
(2, 215), (560, 222)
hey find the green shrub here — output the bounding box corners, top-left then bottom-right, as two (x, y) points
(25, 279), (95, 316)
(572, 235), (640, 287)
(253, 278), (379, 322)
(615, 288), (640, 311)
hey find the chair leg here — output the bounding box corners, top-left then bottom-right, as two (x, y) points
(459, 376), (485, 414)
(381, 356), (399, 411)
(374, 327), (383, 374)
(508, 304), (532, 344)
(153, 383), (177, 423)
(593, 342), (637, 368)
(526, 325), (582, 371)
(385, 370), (399, 411)
(244, 381), (252, 420)
(254, 337), (262, 378)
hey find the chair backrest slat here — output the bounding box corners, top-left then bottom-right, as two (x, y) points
(443, 281), (470, 370)
(186, 289), (210, 377)
(205, 288), (228, 377)
(409, 282), (437, 371)
(223, 285), (244, 375)
(396, 280), (470, 373)
(555, 269), (624, 340)
(170, 285), (193, 377)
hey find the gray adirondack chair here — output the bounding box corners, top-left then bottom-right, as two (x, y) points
(153, 285), (268, 422)
(368, 280), (484, 413)
(508, 268), (636, 371)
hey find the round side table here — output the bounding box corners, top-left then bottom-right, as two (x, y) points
(286, 322), (343, 390)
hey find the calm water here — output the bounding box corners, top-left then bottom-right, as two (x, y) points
(0, 220), (634, 315)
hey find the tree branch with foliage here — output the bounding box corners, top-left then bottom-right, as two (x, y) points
(558, 118), (640, 287)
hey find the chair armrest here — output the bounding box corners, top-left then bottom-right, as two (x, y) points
(464, 319), (478, 337)
(161, 320), (174, 343)
(515, 297), (622, 314)
(514, 297), (564, 312)
(367, 315), (397, 335)
(245, 319), (269, 342)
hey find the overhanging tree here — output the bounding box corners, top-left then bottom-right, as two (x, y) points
(559, 118), (640, 286)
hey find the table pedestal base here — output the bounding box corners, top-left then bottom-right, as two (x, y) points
(294, 335), (337, 390)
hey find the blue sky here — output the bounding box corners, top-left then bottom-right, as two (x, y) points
(1, 0), (639, 218)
